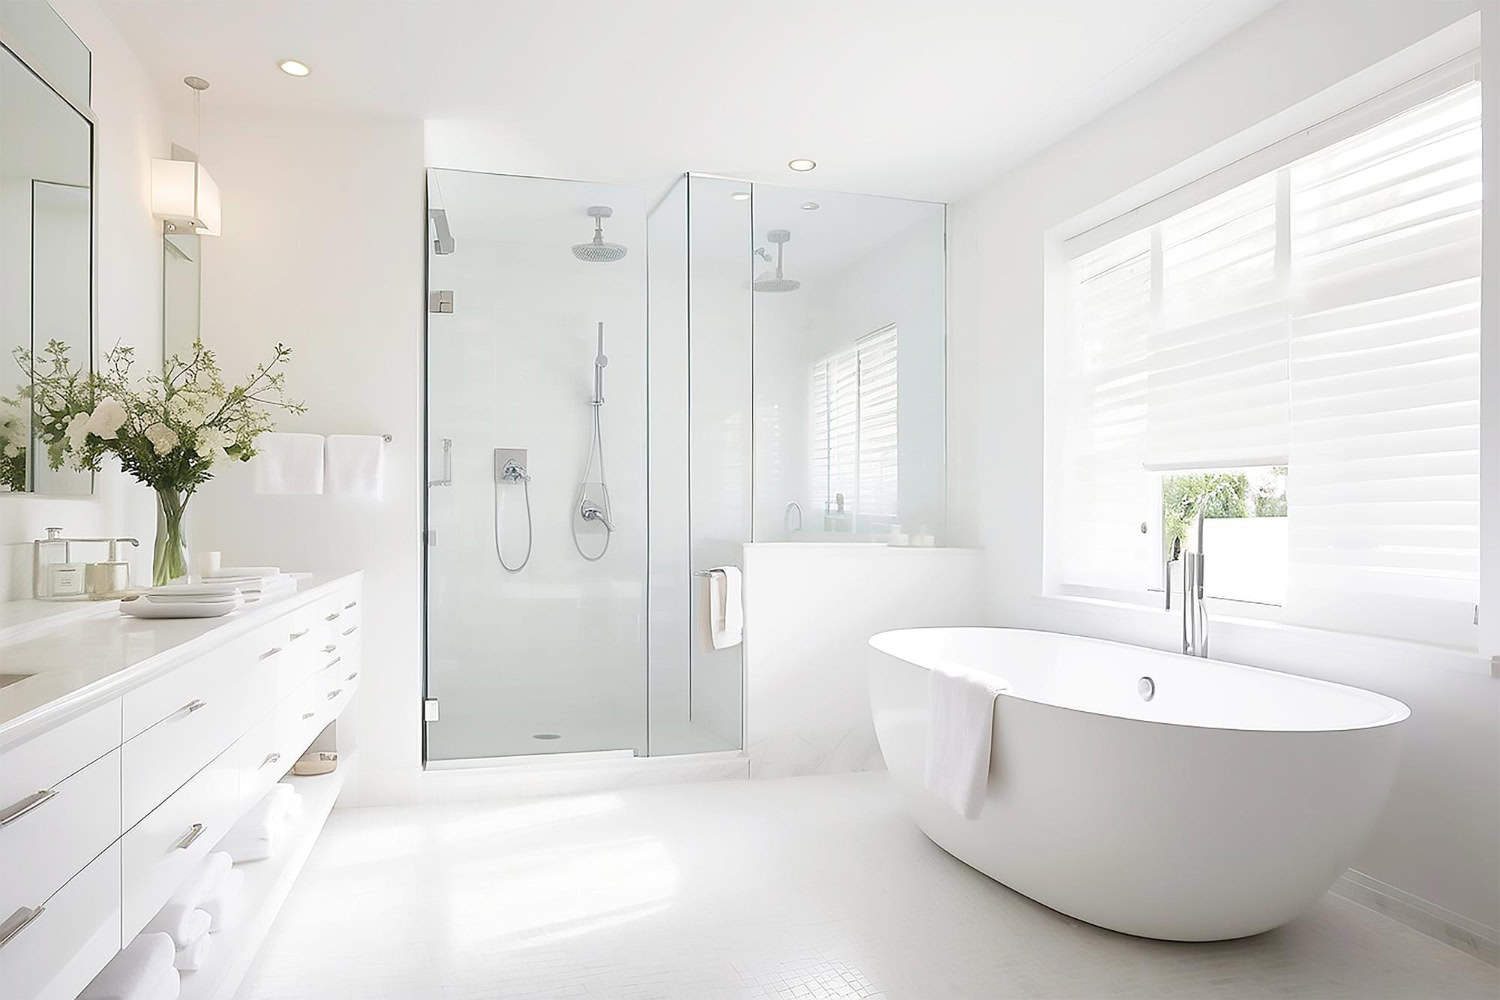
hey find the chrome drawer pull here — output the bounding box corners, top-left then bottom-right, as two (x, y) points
(0, 788), (59, 827)
(344, 600), (358, 610)
(261, 752), (282, 769)
(342, 625), (359, 636)
(0, 905), (44, 949)
(324, 612), (341, 622)
(321, 644), (337, 654)
(301, 712), (315, 720)
(290, 628), (310, 641)
(180, 699), (208, 716)
(260, 646), (284, 661)
(326, 688), (343, 700)
(325, 656), (342, 670)
(176, 822), (206, 850)
(345, 671), (358, 681)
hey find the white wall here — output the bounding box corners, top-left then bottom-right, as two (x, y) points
(947, 0), (1498, 934)
(0, 0), (164, 600)
(179, 109), (425, 806)
(743, 543), (985, 778)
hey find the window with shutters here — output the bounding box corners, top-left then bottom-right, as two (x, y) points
(1050, 58), (1480, 646)
(811, 325), (898, 535)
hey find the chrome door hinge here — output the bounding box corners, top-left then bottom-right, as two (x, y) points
(424, 529), (437, 546)
(423, 698), (440, 723)
(429, 290), (453, 314)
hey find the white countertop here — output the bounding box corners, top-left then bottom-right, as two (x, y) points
(0, 571), (362, 750)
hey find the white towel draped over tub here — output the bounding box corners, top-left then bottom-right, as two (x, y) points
(324, 433), (386, 499)
(706, 566), (743, 650)
(925, 664), (1007, 819)
(252, 432), (325, 495)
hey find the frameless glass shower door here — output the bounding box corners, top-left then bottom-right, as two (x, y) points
(424, 170), (649, 762)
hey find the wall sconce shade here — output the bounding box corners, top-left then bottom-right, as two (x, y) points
(151, 157), (221, 236)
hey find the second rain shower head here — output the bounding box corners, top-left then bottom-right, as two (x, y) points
(572, 206), (628, 263)
(752, 229), (800, 292)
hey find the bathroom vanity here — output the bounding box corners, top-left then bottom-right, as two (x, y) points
(0, 572), (362, 1000)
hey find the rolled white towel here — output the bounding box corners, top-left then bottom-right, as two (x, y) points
(143, 853), (230, 945)
(81, 932), (177, 1000)
(144, 904), (208, 951)
(202, 866), (246, 933)
(173, 918), (214, 972)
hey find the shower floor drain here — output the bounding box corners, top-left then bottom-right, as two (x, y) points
(531, 733), (562, 741)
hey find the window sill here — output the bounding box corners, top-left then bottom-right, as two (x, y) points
(1031, 592), (1495, 679)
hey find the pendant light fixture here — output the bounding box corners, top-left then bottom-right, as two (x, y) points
(151, 75), (222, 236)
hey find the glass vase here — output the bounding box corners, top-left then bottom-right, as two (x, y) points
(153, 487), (191, 586)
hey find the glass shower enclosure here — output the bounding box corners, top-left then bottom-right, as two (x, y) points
(423, 169), (945, 765)
(423, 170), (749, 763)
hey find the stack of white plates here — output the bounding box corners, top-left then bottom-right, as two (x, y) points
(121, 583), (244, 620)
(204, 567), (298, 602)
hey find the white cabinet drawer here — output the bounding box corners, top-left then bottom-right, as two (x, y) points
(227, 714), (296, 814)
(0, 841), (122, 1000)
(121, 667), (250, 829)
(0, 698), (120, 812)
(120, 746), (239, 943)
(0, 747), (120, 923)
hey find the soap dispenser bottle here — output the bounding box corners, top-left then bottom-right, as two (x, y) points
(33, 527), (83, 599)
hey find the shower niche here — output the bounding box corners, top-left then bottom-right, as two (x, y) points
(422, 169), (944, 766)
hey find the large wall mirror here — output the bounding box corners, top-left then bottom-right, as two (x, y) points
(0, 12), (94, 496)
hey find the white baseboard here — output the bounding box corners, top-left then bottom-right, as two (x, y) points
(1332, 869), (1498, 966)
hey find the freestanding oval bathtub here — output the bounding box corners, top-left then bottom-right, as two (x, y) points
(868, 627), (1410, 942)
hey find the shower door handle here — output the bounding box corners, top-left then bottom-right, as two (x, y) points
(428, 438), (452, 488)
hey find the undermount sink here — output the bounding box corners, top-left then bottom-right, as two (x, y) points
(0, 673), (32, 690)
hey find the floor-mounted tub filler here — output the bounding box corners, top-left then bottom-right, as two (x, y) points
(868, 627), (1411, 942)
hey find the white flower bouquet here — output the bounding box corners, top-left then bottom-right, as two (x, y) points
(20, 337), (304, 584)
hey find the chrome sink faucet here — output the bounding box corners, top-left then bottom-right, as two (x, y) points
(1182, 499), (1209, 658)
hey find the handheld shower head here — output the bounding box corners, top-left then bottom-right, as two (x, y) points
(572, 206), (628, 263)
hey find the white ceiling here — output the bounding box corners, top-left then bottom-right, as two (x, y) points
(96, 0), (1280, 202)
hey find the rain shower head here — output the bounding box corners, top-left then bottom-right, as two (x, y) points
(572, 206), (628, 263)
(751, 229), (800, 292)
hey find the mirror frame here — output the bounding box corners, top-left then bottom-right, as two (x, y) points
(0, 21), (97, 497)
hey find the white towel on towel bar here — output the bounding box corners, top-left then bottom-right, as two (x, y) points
(706, 566), (743, 649)
(252, 432), (325, 495)
(925, 664), (1007, 819)
(324, 434), (386, 499)
(81, 932), (179, 1000)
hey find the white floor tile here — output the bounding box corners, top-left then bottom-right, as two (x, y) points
(235, 772), (1496, 999)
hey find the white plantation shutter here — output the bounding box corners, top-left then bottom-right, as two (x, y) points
(1286, 81), (1481, 641)
(810, 326), (899, 526)
(1055, 63), (1480, 644)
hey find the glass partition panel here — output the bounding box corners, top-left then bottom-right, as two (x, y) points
(750, 187), (945, 543)
(646, 174), (750, 755)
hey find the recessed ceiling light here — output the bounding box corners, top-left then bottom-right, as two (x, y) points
(800, 201), (820, 211)
(730, 191), (751, 201)
(788, 158), (817, 172)
(278, 59), (311, 77)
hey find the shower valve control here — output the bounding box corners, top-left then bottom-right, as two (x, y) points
(494, 448), (529, 483)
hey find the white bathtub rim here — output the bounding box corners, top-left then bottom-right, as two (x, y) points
(869, 625), (1412, 735)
